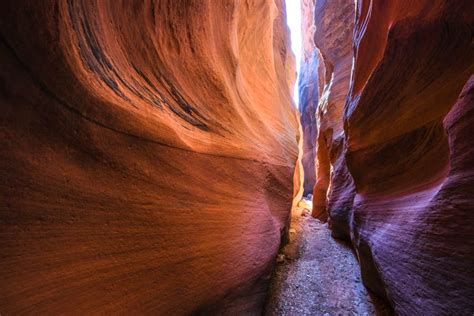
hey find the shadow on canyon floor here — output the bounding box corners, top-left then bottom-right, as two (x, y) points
(264, 214), (393, 315)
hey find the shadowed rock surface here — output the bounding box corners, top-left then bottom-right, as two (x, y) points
(345, 2), (474, 314)
(0, 0), (300, 314)
(264, 215), (393, 315)
(298, 0), (319, 196)
(300, 0), (474, 314)
(307, 0), (355, 222)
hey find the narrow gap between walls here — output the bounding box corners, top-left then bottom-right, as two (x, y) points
(285, 0), (302, 107)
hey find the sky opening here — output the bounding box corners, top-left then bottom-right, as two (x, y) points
(285, 0), (302, 107)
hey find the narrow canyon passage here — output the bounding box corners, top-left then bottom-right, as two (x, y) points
(265, 203), (392, 315)
(1, 0), (473, 315)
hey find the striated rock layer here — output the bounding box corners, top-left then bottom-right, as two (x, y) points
(345, 1), (474, 313)
(302, 0), (474, 314)
(0, 0), (300, 314)
(298, 0), (319, 196)
(307, 0), (355, 222)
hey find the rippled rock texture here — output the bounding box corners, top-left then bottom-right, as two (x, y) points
(0, 0), (300, 314)
(308, 0), (355, 222)
(346, 1), (474, 313)
(298, 0), (319, 197)
(302, 0), (474, 314)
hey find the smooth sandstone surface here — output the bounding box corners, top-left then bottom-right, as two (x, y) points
(301, 0), (474, 314)
(0, 0), (300, 314)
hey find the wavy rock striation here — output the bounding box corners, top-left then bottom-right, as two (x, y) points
(298, 0), (319, 197)
(345, 1), (474, 313)
(0, 0), (300, 314)
(301, 0), (474, 314)
(306, 0), (355, 222)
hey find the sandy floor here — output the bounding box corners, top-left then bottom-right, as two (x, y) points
(264, 215), (393, 316)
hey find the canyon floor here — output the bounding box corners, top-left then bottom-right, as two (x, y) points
(264, 210), (393, 316)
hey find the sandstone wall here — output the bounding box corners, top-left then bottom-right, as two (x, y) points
(298, 0), (319, 196)
(345, 1), (474, 313)
(308, 0), (355, 223)
(0, 0), (300, 313)
(304, 0), (474, 313)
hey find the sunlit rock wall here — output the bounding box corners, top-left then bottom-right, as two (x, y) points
(0, 0), (300, 314)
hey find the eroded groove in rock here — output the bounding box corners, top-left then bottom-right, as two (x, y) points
(329, 0), (473, 314)
(313, 0), (355, 226)
(345, 2), (474, 314)
(0, 0), (300, 314)
(298, 0), (319, 197)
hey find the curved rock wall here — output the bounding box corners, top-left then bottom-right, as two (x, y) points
(345, 1), (474, 314)
(303, 0), (474, 314)
(298, 0), (319, 197)
(0, 0), (300, 314)
(307, 0), (355, 222)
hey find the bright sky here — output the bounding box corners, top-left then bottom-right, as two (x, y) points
(285, 0), (302, 107)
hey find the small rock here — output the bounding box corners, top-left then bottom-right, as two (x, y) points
(276, 254), (286, 263)
(301, 208), (311, 217)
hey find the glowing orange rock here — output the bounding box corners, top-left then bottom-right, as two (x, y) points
(0, 0), (300, 313)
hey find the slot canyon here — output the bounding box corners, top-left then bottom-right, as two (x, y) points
(0, 0), (473, 315)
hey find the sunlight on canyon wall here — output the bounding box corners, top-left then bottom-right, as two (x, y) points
(0, 0), (301, 313)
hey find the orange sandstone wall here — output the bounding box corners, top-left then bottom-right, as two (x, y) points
(0, 0), (299, 314)
(308, 0), (355, 222)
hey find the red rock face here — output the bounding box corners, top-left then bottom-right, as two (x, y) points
(305, 0), (355, 222)
(0, 0), (299, 313)
(303, 0), (474, 313)
(346, 1), (474, 313)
